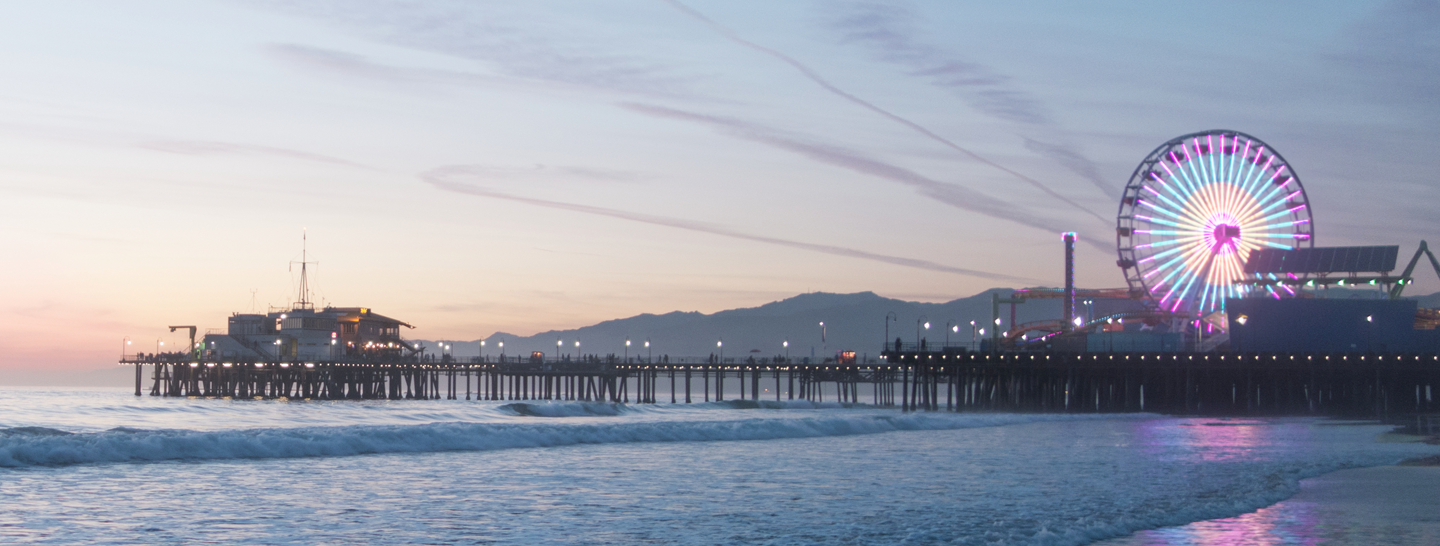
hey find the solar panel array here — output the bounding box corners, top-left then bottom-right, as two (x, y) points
(1243, 246), (1399, 274)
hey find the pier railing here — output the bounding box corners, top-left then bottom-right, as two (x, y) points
(119, 349), (1440, 418)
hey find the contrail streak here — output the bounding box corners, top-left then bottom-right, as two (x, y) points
(423, 165), (1034, 283)
(662, 0), (1110, 226)
(620, 103), (1115, 253)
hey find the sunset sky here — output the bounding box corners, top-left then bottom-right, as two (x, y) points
(4, 0), (1438, 369)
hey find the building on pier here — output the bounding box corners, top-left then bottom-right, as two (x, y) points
(205, 306), (415, 361)
(198, 234), (417, 362)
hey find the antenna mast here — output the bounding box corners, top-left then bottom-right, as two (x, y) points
(290, 230), (317, 311)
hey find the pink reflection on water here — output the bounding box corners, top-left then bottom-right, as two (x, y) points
(1115, 419), (1326, 545)
(1133, 419), (1273, 463)
(1119, 497), (1322, 546)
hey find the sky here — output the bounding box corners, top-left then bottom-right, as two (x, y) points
(3, 0), (1438, 370)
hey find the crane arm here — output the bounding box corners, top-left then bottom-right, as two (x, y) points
(168, 325), (198, 358)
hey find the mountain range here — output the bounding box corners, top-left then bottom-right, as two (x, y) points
(420, 287), (1440, 361)
(425, 289), (1095, 361)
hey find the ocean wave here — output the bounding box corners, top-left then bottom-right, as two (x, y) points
(0, 412), (1133, 468)
(497, 401), (632, 417)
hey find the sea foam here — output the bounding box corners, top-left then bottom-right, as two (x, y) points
(0, 411), (1132, 468)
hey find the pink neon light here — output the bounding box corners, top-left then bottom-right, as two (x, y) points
(1286, 190), (1301, 199)
(1253, 146), (1267, 165)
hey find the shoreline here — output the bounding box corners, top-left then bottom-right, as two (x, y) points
(1095, 447), (1440, 545)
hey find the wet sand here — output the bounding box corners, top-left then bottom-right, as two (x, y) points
(1097, 463), (1440, 545)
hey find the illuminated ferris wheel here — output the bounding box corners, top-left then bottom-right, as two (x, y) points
(1116, 130), (1314, 318)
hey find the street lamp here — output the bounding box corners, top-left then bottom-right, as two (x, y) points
(480, 339), (485, 362)
(557, 338), (562, 361)
(884, 311), (897, 348)
(122, 337), (131, 360)
(916, 315), (929, 350)
(783, 340), (789, 362)
(970, 320), (977, 350)
(717, 338), (723, 364)
(625, 338), (630, 363)
(644, 339), (651, 364)
(946, 320), (957, 346)
(819, 321), (826, 359)
(575, 340), (580, 360)
(498, 340), (504, 359)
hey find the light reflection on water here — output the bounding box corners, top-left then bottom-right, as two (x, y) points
(1101, 464), (1440, 546)
(1117, 501), (1316, 546)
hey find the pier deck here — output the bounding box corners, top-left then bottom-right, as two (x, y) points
(119, 351), (1440, 417)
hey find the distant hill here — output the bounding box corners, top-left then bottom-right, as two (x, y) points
(421, 289), (1142, 360)
(418, 288), (1440, 361)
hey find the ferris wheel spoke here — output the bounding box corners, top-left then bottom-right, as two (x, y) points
(1245, 218), (1309, 231)
(1252, 232), (1306, 239)
(1157, 162), (1200, 203)
(1133, 196), (1192, 222)
(1234, 138), (1254, 184)
(1205, 135), (1220, 186)
(1134, 237), (1193, 250)
(1252, 173), (1292, 209)
(1157, 168), (1193, 208)
(1134, 213), (1186, 228)
(1235, 185), (1293, 224)
(1139, 235), (1206, 265)
(1225, 135), (1243, 183)
(1191, 138), (1212, 187)
(1238, 151), (1274, 197)
(1168, 264), (1207, 312)
(1180, 146), (1208, 194)
(1149, 243), (1212, 289)
(1140, 188), (1198, 221)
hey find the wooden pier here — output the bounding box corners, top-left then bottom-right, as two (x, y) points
(120, 350), (1440, 417)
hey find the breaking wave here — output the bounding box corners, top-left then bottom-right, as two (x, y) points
(0, 412), (1132, 468)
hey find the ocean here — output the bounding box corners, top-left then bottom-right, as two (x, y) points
(0, 387), (1434, 545)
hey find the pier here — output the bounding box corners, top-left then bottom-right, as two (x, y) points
(120, 348), (1440, 418)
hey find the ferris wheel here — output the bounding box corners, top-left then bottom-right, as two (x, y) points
(1116, 130), (1314, 318)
